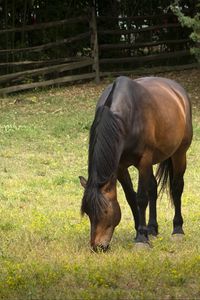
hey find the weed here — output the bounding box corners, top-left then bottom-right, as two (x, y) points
(0, 70), (200, 300)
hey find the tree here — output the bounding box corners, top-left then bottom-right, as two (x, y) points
(171, 1), (200, 62)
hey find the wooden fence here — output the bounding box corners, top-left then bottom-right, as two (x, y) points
(97, 12), (196, 73)
(0, 8), (198, 95)
(0, 12), (97, 95)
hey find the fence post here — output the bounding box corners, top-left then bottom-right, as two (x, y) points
(90, 4), (100, 84)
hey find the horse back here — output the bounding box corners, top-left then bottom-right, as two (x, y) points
(97, 76), (192, 165)
(135, 77), (192, 146)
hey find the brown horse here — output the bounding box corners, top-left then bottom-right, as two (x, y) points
(80, 76), (193, 252)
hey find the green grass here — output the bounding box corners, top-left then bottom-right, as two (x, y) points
(0, 71), (200, 300)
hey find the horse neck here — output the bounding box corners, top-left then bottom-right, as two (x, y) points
(88, 144), (122, 188)
(88, 110), (123, 188)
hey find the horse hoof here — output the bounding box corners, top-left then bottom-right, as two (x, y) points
(149, 234), (157, 240)
(147, 226), (158, 237)
(171, 234), (185, 241)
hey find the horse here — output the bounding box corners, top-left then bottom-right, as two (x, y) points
(79, 76), (193, 252)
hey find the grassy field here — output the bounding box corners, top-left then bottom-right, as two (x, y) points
(0, 69), (200, 300)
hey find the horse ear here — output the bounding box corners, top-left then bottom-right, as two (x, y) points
(79, 176), (87, 188)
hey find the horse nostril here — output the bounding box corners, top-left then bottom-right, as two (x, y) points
(102, 244), (109, 252)
(91, 244), (109, 253)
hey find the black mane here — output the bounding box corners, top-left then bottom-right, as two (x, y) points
(81, 95), (123, 220)
(89, 105), (122, 186)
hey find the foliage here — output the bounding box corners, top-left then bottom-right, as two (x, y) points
(0, 69), (200, 299)
(171, 1), (200, 62)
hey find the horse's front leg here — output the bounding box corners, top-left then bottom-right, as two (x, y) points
(135, 159), (154, 243)
(117, 167), (139, 232)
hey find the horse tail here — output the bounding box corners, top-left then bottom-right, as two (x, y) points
(156, 158), (173, 201)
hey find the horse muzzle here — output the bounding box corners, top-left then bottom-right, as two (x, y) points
(91, 243), (110, 253)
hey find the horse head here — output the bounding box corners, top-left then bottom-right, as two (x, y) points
(80, 176), (121, 252)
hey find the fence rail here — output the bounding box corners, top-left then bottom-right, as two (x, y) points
(98, 13), (177, 21)
(0, 16), (88, 34)
(0, 56), (86, 67)
(100, 50), (191, 64)
(0, 73), (95, 94)
(99, 39), (190, 50)
(0, 59), (93, 84)
(98, 24), (182, 35)
(0, 32), (91, 54)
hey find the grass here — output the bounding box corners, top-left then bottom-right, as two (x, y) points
(0, 70), (200, 300)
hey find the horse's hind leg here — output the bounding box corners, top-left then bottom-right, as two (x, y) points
(171, 150), (187, 235)
(117, 167), (139, 231)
